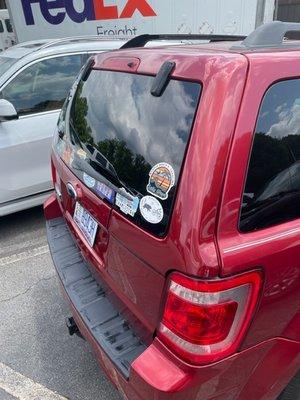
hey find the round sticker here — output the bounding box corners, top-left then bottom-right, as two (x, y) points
(83, 173), (95, 189)
(146, 162), (175, 200)
(139, 196), (164, 224)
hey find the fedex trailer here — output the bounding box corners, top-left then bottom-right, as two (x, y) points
(0, 9), (16, 50)
(7, 0), (277, 43)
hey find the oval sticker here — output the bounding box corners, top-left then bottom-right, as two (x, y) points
(83, 173), (95, 189)
(146, 162), (175, 200)
(139, 196), (164, 224)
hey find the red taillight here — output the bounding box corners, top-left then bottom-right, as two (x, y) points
(163, 292), (238, 345)
(157, 271), (262, 365)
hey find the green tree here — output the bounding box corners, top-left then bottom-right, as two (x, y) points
(96, 138), (151, 193)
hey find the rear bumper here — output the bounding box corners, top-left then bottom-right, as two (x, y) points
(46, 216), (147, 378)
(45, 193), (300, 400)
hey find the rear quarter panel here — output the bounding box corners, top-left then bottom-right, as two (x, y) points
(217, 52), (300, 348)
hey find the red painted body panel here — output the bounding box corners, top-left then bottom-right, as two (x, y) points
(95, 48), (249, 279)
(43, 202), (300, 399)
(52, 152), (166, 343)
(45, 45), (300, 400)
(218, 52), (300, 350)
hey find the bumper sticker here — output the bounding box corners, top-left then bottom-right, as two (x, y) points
(139, 196), (163, 224)
(115, 190), (139, 217)
(83, 173), (96, 189)
(146, 162), (175, 200)
(96, 181), (115, 204)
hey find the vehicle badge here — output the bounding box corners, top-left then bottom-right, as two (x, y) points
(66, 182), (77, 200)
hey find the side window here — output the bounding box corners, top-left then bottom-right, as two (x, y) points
(240, 79), (300, 232)
(0, 21), (4, 33)
(1, 54), (83, 116)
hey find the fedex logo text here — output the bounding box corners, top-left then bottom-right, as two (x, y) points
(21, 0), (157, 25)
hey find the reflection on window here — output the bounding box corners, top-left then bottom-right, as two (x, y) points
(240, 79), (300, 232)
(70, 70), (201, 236)
(1, 54), (83, 116)
(0, 21), (4, 33)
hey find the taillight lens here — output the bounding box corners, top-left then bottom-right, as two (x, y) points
(157, 271), (262, 365)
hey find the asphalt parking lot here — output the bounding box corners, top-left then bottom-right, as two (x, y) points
(0, 206), (121, 400)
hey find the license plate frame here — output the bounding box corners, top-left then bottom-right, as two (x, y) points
(73, 202), (98, 247)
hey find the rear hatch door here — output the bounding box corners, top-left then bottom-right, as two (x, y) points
(54, 47), (247, 342)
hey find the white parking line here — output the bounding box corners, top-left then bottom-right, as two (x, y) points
(0, 246), (49, 267)
(0, 362), (68, 400)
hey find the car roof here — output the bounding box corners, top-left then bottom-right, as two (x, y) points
(143, 40), (300, 56)
(118, 22), (300, 58)
(0, 36), (127, 86)
(1, 36), (127, 60)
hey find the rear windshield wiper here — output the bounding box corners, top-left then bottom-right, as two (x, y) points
(72, 156), (133, 201)
(89, 147), (122, 184)
(69, 120), (127, 188)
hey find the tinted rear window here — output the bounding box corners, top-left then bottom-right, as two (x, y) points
(240, 79), (300, 232)
(68, 69), (201, 236)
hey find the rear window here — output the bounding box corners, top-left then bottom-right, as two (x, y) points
(67, 69), (201, 236)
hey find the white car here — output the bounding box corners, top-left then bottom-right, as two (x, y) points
(0, 37), (125, 216)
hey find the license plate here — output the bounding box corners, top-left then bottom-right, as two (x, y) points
(73, 203), (98, 247)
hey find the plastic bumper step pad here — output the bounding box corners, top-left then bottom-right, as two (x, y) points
(46, 217), (147, 378)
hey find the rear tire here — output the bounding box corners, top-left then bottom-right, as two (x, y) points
(277, 371), (300, 400)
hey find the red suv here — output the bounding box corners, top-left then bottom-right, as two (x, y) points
(45, 21), (300, 400)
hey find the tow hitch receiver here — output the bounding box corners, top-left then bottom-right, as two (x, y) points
(66, 317), (80, 336)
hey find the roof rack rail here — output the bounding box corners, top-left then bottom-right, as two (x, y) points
(38, 35), (127, 50)
(120, 33), (246, 49)
(236, 21), (300, 49)
(38, 36), (98, 50)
